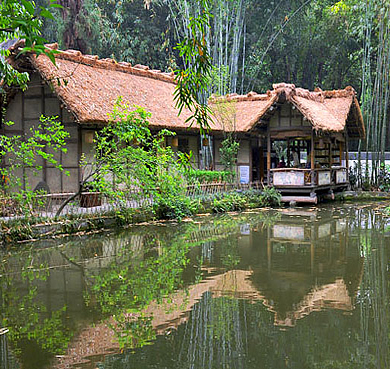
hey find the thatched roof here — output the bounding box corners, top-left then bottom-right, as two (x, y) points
(7, 41), (199, 131)
(210, 83), (365, 138)
(6, 42), (364, 137)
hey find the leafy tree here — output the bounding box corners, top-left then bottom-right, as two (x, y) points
(0, 0), (60, 88)
(0, 116), (69, 215)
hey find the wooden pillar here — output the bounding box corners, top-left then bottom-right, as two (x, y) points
(259, 146), (264, 182)
(287, 139), (290, 167)
(267, 127), (271, 185)
(339, 141), (343, 166)
(345, 134), (349, 170)
(311, 130), (315, 184)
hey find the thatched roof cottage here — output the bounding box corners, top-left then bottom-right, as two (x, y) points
(2, 42), (364, 200)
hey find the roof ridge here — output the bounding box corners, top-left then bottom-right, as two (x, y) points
(8, 41), (177, 85)
(209, 91), (269, 103)
(45, 43), (176, 85)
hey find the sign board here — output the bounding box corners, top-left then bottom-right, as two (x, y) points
(239, 165), (250, 184)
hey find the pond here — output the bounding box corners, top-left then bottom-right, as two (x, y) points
(0, 203), (389, 369)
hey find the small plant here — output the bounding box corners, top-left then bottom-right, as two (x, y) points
(186, 169), (234, 184)
(153, 196), (198, 220)
(219, 135), (240, 173)
(241, 189), (264, 208)
(259, 186), (282, 207)
(212, 192), (246, 213)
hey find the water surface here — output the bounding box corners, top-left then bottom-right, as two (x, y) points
(1, 203), (389, 369)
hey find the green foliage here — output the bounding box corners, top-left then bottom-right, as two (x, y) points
(212, 192), (246, 213)
(0, 115), (69, 216)
(219, 135), (240, 173)
(88, 98), (185, 200)
(259, 186), (282, 207)
(0, 0), (61, 88)
(186, 169), (234, 184)
(153, 195), (198, 220)
(212, 187), (281, 213)
(85, 98), (196, 221)
(173, 0), (213, 133)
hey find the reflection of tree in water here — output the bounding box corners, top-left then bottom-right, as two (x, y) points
(356, 208), (389, 369)
(178, 292), (247, 369)
(0, 333), (20, 369)
(0, 255), (72, 369)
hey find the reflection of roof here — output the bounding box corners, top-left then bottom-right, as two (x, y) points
(53, 268), (360, 368)
(263, 278), (354, 327)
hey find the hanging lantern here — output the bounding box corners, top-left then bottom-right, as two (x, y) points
(171, 137), (178, 147)
(202, 138), (209, 147)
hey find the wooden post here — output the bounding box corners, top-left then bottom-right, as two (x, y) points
(311, 130), (315, 185)
(259, 146), (264, 183)
(345, 133), (349, 182)
(287, 139), (290, 167)
(267, 126), (271, 185)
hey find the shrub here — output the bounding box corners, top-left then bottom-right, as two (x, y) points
(212, 192), (246, 213)
(153, 196), (198, 220)
(259, 186), (282, 207)
(241, 189), (264, 208)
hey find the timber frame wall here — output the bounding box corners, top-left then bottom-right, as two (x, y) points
(3, 73), (81, 193)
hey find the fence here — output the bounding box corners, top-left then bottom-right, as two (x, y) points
(0, 182), (264, 219)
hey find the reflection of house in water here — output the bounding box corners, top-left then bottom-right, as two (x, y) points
(245, 208), (364, 327)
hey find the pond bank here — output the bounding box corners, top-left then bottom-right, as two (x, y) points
(2, 190), (389, 246)
(335, 190), (390, 201)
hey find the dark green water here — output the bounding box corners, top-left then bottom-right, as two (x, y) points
(1, 203), (389, 369)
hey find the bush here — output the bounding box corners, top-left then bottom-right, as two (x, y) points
(212, 192), (246, 213)
(241, 189), (264, 208)
(259, 186), (282, 207)
(153, 196), (198, 220)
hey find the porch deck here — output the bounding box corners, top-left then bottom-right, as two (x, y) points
(269, 167), (348, 203)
